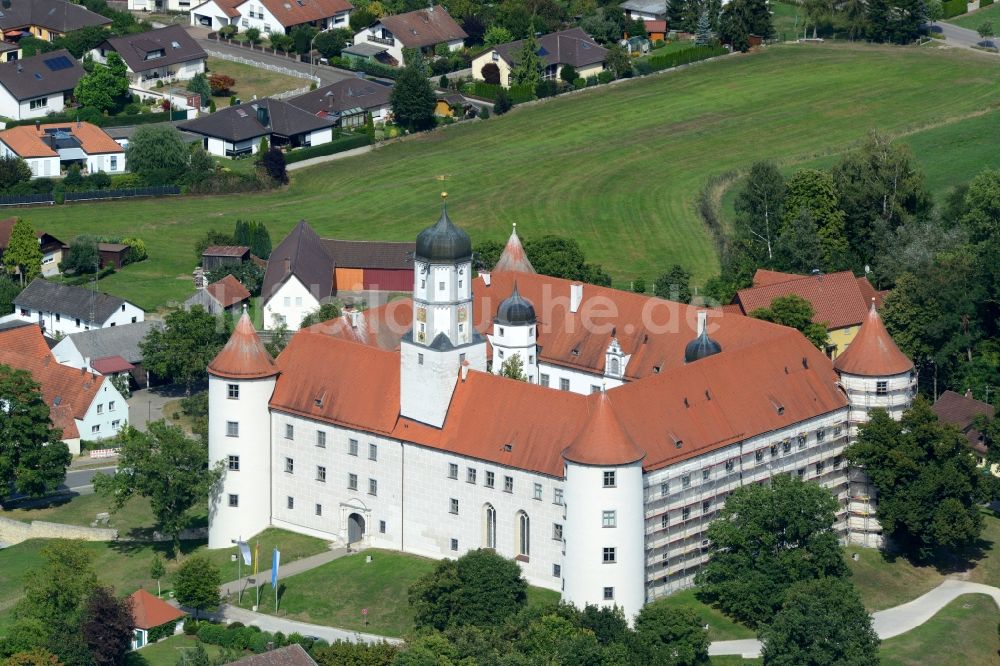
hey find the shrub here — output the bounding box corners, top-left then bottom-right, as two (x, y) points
(183, 620), (201, 636)
(218, 25), (237, 39)
(124, 102), (141, 115)
(654, 39), (666, 48)
(941, 0), (966, 17)
(598, 70), (614, 84)
(146, 620), (177, 643)
(535, 79), (558, 98)
(155, 79), (163, 88)
(635, 60), (654, 75)
(586, 75), (598, 86)
(478, 106), (489, 119)
(493, 88), (512, 115)
(573, 77), (586, 89)
(196, 623), (226, 645)
(560, 64), (578, 83)
(645, 44), (726, 73)
(87, 172), (112, 189)
(111, 173), (146, 189)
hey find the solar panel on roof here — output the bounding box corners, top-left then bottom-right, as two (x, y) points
(44, 56), (74, 72)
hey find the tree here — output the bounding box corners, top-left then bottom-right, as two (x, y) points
(979, 20), (995, 38)
(60, 236), (100, 275)
(759, 578), (878, 666)
(654, 265), (693, 303)
(695, 475), (848, 627)
(695, 7), (714, 45)
(493, 88), (513, 115)
(81, 587), (133, 666)
(74, 53), (128, 112)
(313, 28), (352, 58)
(245, 27), (261, 44)
(126, 126), (190, 184)
(781, 169), (848, 271)
(632, 277), (647, 293)
(483, 25), (514, 46)
(409, 549), (527, 631)
(290, 25), (318, 55)
(208, 74), (235, 96)
(847, 399), (987, 559)
(775, 209), (823, 274)
(498, 355), (527, 381)
(510, 33), (542, 87)
(0, 365), (70, 501)
(2, 649), (63, 666)
(94, 422), (224, 551)
(150, 555), (166, 597)
(634, 603), (709, 666)
(2, 219), (43, 286)
(268, 32), (294, 53)
(249, 221), (272, 259)
(669, 0), (691, 31)
(605, 43), (633, 79)
(481, 62), (501, 85)
(523, 236), (612, 286)
(518, 614), (603, 664)
(186, 73), (212, 107)
(0, 274), (21, 316)
(749, 294), (829, 349)
(733, 162), (786, 265)
(175, 642), (211, 666)
(173, 556), (221, 618)
(195, 230), (235, 261)
(139, 306), (228, 393)
(960, 168), (1000, 245)
(559, 64), (578, 84)
(720, 0), (773, 50)
(258, 148), (288, 184)
(300, 301), (343, 328)
(0, 155), (32, 191)
(208, 262), (265, 297)
(265, 319), (289, 356)
(391, 62), (436, 132)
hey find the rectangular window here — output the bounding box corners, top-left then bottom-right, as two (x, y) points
(726, 459), (735, 472)
(682, 507), (690, 520)
(450, 498), (459, 514)
(602, 510), (617, 528)
(553, 564), (561, 577)
(226, 421), (238, 437)
(540, 373), (550, 387)
(349, 438), (359, 456)
(92, 425), (100, 434)
(467, 468), (476, 484)
(702, 469), (710, 481)
(317, 466), (326, 482)
(553, 523), (563, 540)
(110, 155), (117, 170)
(112, 420), (120, 428)
(591, 385), (601, 394)
(815, 461), (825, 475)
(108, 401), (115, 411)
(97, 404), (103, 414)
(284, 296), (290, 307)
(498, 326), (505, 337)
(603, 587), (614, 600)
(379, 520), (386, 534)
(661, 482), (669, 496)
(755, 449), (764, 462)
(369, 443), (378, 461)
(228, 384), (239, 399)
(603, 547), (616, 563)
(439, 281), (445, 290)
(315, 503), (322, 516)
(29, 97), (48, 110)
(554, 488), (564, 505)
(771, 444), (778, 457)
(418, 353), (424, 365)
(316, 431), (326, 448)
(450, 538), (458, 551)
(782, 440), (792, 453)
(448, 463), (459, 479)
(559, 378), (570, 391)
(603, 471), (616, 487)
(348, 473), (358, 490)
(702, 499), (711, 513)
(485, 471), (495, 488)
(285, 457), (293, 474)
(661, 514), (668, 528)
(797, 467), (806, 478)
(533, 483), (542, 500)
(285, 424), (294, 440)
(682, 475), (690, 488)
(287, 496), (294, 509)
(817, 428), (826, 441)
(504, 476), (514, 493)
(228, 455), (240, 471)
(833, 455), (843, 469)
(228, 494), (239, 507)
(369, 478), (378, 495)
(876, 380), (888, 396)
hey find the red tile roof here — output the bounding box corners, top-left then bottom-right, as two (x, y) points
(0, 122), (122, 158)
(833, 302), (912, 377)
(90, 355), (134, 375)
(256, 0), (353, 28)
(563, 392), (645, 466)
(492, 225), (535, 274)
(736, 270), (874, 330)
(932, 390), (995, 454)
(304, 300), (412, 352)
(644, 19), (667, 32)
(206, 274), (251, 309)
(129, 589), (185, 630)
(208, 313), (279, 380)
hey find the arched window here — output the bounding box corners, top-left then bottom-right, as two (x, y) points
(517, 511), (530, 557)
(609, 357), (620, 376)
(484, 504), (496, 549)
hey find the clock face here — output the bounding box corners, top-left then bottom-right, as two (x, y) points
(457, 307), (468, 323)
(416, 307), (427, 323)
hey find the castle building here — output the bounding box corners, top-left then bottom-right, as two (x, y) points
(208, 196), (916, 622)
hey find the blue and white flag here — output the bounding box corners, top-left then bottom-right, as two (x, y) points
(238, 540), (251, 567)
(271, 547), (280, 588)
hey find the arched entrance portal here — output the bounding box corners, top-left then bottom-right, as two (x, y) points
(348, 512), (366, 545)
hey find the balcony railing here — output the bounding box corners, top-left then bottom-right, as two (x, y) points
(367, 34), (394, 46)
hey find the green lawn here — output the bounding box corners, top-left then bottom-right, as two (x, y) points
(126, 635), (224, 666)
(204, 57), (308, 107)
(846, 545), (946, 611)
(1, 494), (167, 538)
(20, 43), (1000, 311)
(647, 589), (756, 641)
(945, 1), (1000, 31)
(880, 594), (1000, 665)
(771, 2), (805, 40)
(965, 508), (1000, 588)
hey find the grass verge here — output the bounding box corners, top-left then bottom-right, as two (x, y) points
(205, 57), (309, 107)
(846, 545), (946, 611)
(646, 589), (756, 642)
(125, 635), (224, 666)
(944, 2), (1000, 31)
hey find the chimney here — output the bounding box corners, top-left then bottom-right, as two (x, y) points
(35, 119), (40, 134)
(84, 357), (91, 372)
(284, 257), (290, 274)
(460, 359), (469, 381)
(569, 284), (583, 313)
(481, 271), (490, 286)
(697, 310), (707, 336)
(965, 388), (974, 399)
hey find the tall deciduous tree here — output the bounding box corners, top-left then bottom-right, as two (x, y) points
(781, 169), (848, 270)
(634, 603), (710, 665)
(733, 162), (786, 264)
(498, 355), (527, 381)
(173, 556), (221, 618)
(759, 578), (880, 666)
(846, 398), (987, 559)
(749, 294), (829, 349)
(523, 236), (612, 286)
(94, 422), (223, 550)
(960, 168), (1000, 245)
(81, 587), (133, 666)
(775, 209), (824, 274)
(695, 475), (847, 627)
(74, 53), (129, 112)
(0, 365), (70, 500)
(60, 236), (100, 275)
(654, 264), (693, 303)
(125, 126), (190, 184)
(390, 62), (436, 132)
(3, 218), (42, 286)
(139, 306), (227, 393)
(0, 155), (32, 191)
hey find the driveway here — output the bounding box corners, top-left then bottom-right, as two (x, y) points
(127, 385), (187, 432)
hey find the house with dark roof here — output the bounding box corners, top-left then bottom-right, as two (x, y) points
(353, 6), (466, 67)
(0, 121), (126, 178)
(128, 589), (186, 651)
(288, 78), (393, 127)
(933, 390), (996, 469)
(52, 319), (162, 388)
(225, 644), (317, 666)
(91, 25), (207, 91)
(179, 98), (336, 157)
(732, 269), (888, 360)
(0, 217), (67, 277)
(202, 245), (251, 270)
(0, 322), (128, 453)
(10, 278), (144, 338)
(0, 49), (85, 120)
(620, 0), (667, 22)
(472, 28), (607, 87)
(184, 274), (252, 316)
(0, 42), (21, 64)
(0, 0), (111, 43)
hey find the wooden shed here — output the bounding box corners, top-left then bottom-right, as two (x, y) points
(202, 245), (250, 271)
(98, 243), (130, 269)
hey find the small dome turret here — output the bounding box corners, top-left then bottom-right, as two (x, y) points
(495, 281), (536, 326)
(415, 193), (472, 263)
(684, 311), (722, 363)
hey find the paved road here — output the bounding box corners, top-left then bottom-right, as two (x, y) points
(709, 580), (1000, 657)
(62, 466), (116, 494)
(936, 21), (997, 51)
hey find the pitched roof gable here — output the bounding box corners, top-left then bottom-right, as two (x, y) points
(14, 278), (134, 325)
(62, 320), (161, 364)
(206, 274), (251, 308)
(320, 238), (414, 270)
(288, 78), (393, 116)
(0, 49), (85, 102)
(179, 98), (335, 143)
(129, 589), (185, 630)
(261, 220), (334, 303)
(102, 25), (207, 73)
(736, 270), (871, 330)
(492, 28), (608, 70)
(0, 0), (111, 33)
(253, 0), (353, 28)
(376, 7), (467, 48)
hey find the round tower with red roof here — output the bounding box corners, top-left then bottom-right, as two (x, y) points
(207, 311), (279, 549)
(562, 391), (646, 624)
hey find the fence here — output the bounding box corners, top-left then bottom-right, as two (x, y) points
(206, 48), (320, 85)
(0, 193), (56, 206)
(65, 186), (181, 202)
(273, 85), (314, 100)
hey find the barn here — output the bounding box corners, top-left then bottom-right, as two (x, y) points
(322, 238), (414, 293)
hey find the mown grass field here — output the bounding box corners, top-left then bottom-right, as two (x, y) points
(945, 2), (1000, 31)
(880, 594), (1000, 665)
(16, 43), (1000, 311)
(204, 57), (307, 107)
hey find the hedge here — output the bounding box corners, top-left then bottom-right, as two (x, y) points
(146, 620), (179, 644)
(468, 82), (535, 103)
(283, 134), (372, 164)
(942, 0), (967, 18)
(644, 44), (728, 73)
(329, 56), (399, 80)
(196, 622), (325, 655)
(983, 0), (994, 7)
(5, 109), (187, 129)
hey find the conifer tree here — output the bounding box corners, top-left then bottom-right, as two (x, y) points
(3, 218), (42, 286)
(696, 7), (714, 44)
(511, 33), (542, 87)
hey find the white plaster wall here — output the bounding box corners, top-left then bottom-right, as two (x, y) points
(307, 127), (332, 146)
(353, 26), (404, 67)
(52, 338), (86, 368)
(205, 136), (226, 156)
(86, 152), (126, 174)
(538, 361), (624, 395)
(208, 373), (276, 548)
(399, 338), (486, 428)
(488, 321), (536, 382)
(0, 90), (67, 121)
(263, 276), (321, 330)
(78, 378), (129, 442)
(100, 303), (145, 328)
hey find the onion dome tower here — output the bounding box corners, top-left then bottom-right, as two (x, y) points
(562, 392), (646, 625)
(490, 282), (538, 381)
(207, 311), (279, 548)
(493, 223), (536, 274)
(401, 194), (487, 427)
(684, 311), (722, 363)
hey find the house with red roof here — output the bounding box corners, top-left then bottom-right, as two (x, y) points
(129, 589), (186, 650)
(185, 274), (252, 316)
(191, 0), (352, 35)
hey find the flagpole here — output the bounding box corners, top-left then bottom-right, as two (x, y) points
(237, 536), (242, 604)
(255, 539), (260, 609)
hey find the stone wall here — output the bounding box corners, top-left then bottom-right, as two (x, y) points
(0, 516), (118, 546)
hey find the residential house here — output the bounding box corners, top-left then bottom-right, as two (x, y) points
(179, 98), (336, 157)
(471, 28), (608, 87)
(732, 269), (887, 359)
(434, 92), (471, 118)
(0, 322), (128, 454)
(0, 217), (68, 277)
(0, 0), (110, 43)
(933, 390), (997, 472)
(189, 0), (244, 30)
(130, 0), (198, 12)
(0, 49), (84, 121)
(261, 220), (415, 329)
(128, 589), (185, 650)
(0, 121), (126, 179)
(52, 319), (163, 389)
(184, 274), (251, 315)
(226, 645), (317, 666)
(0, 42), (21, 63)
(221, 0), (353, 36)
(202, 245), (250, 270)
(91, 25), (207, 91)
(619, 0), (667, 22)
(288, 78), (393, 127)
(353, 7), (466, 68)
(10, 278), (144, 338)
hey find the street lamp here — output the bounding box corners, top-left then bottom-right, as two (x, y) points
(309, 30), (322, 79)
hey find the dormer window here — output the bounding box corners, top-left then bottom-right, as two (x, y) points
(144, 49), (165, 60)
